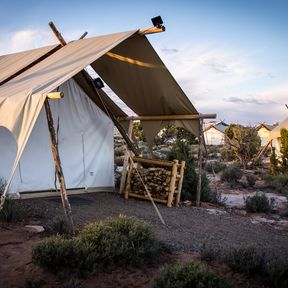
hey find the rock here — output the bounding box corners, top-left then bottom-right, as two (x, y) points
(233, 209), (247, 216)
(181, 200), (192, 207)
(206, 208), (227, 216)
(24, 225), (45, 233)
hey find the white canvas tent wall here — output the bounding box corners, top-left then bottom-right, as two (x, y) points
(0, 28), (199, 198)
(0, 79), (114, 195)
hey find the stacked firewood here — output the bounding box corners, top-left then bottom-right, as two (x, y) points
(129, 167), (174, 200)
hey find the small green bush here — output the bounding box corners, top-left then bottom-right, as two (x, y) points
(264, 258), (288, 288)
(114, 146), (125, 157)
(200, 242), (220, 262)
(154, 261), (231, 288)
(246, 174), (257, 187)
(0, 198), (16, 223)
(32, 235), (83, 273)
(223, 245), (265, 275)
(245, 193), (275, 213)
(45, 216), (71, 236)
(220, 165), (243, 187)
(63, 278), (83, 288)
(33, 215), (168, 274)
(114, 156), (124, 166)
(24, 278), (46, 288)
(205, 161), (227, 174)
(0, 178), (16, 223)
(79, 215), (167, 266)
(265, 174), (288, 195)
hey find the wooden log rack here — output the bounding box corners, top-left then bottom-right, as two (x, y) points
(124, 156), (185, 207)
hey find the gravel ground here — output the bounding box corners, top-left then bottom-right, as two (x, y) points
(16, 192), (288, 259)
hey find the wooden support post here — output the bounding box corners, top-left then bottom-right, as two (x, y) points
(119, 120), (134, 194)
(44, 98), (74, 233)
(167, 160), (178, 207)
(48, 21), (140, 156)
(196, 119), (204, 207)
(124, 159), (133, 199)
(175, 161), (185, 206)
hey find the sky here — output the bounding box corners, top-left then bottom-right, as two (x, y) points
(0, 0), (287, 125)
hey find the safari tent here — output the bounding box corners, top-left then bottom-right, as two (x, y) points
(268, 116), (288, 157)
(0, 22), (211, 203)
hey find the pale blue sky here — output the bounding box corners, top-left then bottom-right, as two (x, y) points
(1, 0), (287, 124)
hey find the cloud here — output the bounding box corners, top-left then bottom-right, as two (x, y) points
(223, 96), (278, 105)
(0, 29), (57, 55)
(160, 47), (179, 54)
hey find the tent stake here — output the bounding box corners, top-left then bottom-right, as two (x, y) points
(44, 98), (75, 233)
(196, 119), (204, 207)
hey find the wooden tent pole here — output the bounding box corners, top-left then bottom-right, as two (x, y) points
(196, 119), (204, 207)
(48, 21), (140, 156)
(119, 120), (134, 194)
(44, 99), (74, 233)
(254, 139), (272, 163)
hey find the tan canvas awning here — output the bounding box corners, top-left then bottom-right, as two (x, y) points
(0, 44), (59, 84)
(92, 34), (200, 143)
(0, 30), (137, 193)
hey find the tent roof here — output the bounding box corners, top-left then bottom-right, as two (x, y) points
(269, 116), (288, 140)
(0, 44), (59, 84)
(92, 33), (199, 143)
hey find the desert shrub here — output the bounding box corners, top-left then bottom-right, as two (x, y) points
(220, 165), (243, 187)
(200, 243), (220, 262)
(246, 174), (257, 187)
(270, 147), (280, 175)
(167, 140), (197, 201)
(0, 198), (15, 223)
(0, 177), (15, 223)
(265, 174), (288, 195)
(224, 125), (261, 168)
(167, 141), (213, 203)
(63, 279), (83, 288)
(79, 215), (168, 266)
(45, 216), (71, 236)
(223, 245), (265, 275)
(220, 147), (236, 162)
(33, 215), (168, 274)
(153, 261), (231, 288)
(264, 258), (288, 288)
(32, 235), (83, 273)
(280, 128), (288, 172)
(245, 193), (275, 213)
(114, 156), (124, 166)
(0, 178), (16, 223)
(114, 146), (125, 157)
(205, 161), (227, 174)
(24, 278), (46, 288)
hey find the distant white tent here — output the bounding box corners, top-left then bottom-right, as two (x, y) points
(268, 116), (288, 157)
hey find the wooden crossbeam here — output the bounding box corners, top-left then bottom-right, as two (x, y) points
(138, 26), (165, 35)
(117, 114), (217, 121)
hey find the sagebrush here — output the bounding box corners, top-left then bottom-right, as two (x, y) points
(33, 215), (168, 274)
(245, 193), (275, 213)
(153, 261), (231, 288)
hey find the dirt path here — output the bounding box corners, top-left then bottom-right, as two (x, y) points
(2, 192), (286, 287)
(18, 192), (288, 259)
